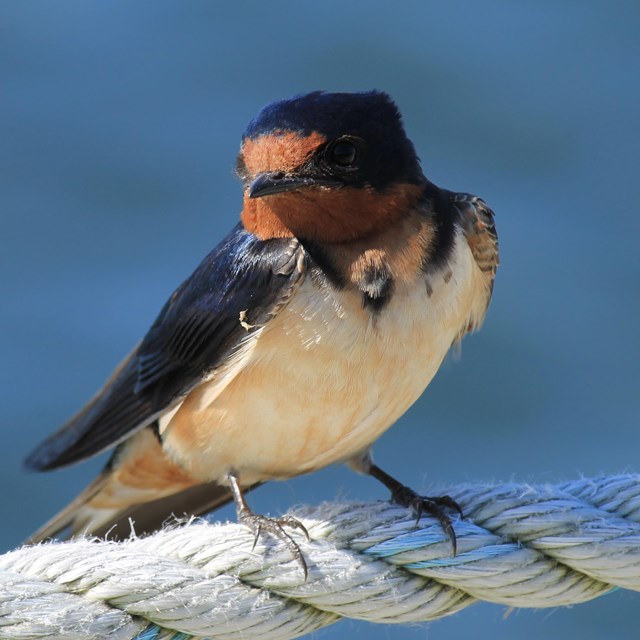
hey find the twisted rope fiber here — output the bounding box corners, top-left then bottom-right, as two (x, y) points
(2, 475), (640, 640)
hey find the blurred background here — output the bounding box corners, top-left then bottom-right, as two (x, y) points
(1, 1), (639, 638)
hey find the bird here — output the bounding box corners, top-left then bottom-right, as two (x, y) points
(25, 91), (498, 573)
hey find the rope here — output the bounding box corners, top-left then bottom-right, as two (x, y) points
(2, 474), (640, 640)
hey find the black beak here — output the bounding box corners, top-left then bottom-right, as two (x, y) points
(248, 171), (343, 198)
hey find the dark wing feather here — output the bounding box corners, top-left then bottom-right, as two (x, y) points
(25, 224), (306, 471)
(451, 192), (499, 283)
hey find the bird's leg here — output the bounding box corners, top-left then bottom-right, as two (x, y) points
(368, 463), (463, 555)
(226, 471), (309, 578)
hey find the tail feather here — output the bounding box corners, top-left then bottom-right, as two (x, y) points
(89, 481), (240, 540)
(28, 479), (244, 544)
(27, 472), (111, 543)
(26, 426), (257, 544)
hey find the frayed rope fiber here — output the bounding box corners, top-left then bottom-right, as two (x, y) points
(2, 474), (640, 640)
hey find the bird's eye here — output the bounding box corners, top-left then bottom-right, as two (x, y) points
(330, 140), (358, 167)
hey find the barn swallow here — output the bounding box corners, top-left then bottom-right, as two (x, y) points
(25, 91), (498, 573)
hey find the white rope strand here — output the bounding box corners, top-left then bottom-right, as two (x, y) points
(2, 474), (640, 640)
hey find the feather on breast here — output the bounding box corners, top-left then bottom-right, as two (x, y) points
(161, 226), (489, 486)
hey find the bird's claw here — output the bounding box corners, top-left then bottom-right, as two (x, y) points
(391, 486), (463, 556)
(238, 509), (309, 578)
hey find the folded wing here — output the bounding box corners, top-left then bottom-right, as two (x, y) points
(25, 225), (306, 471)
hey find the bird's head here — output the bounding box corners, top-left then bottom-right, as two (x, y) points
(237, 91), (425, 243)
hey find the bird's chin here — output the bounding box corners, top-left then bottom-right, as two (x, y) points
(240, 194), (297, 240)
(241, 183), (422, 243)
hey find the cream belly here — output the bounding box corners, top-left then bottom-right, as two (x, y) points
(162, 229), (488, 486)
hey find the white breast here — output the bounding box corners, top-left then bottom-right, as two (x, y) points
(163, 228), (489, 485)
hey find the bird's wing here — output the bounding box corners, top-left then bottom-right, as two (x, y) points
(452, 192), (499, 285)
(25, 224), (306, 471)
(451, 193), (500, 306)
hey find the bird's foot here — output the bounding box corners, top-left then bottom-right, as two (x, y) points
(366, 462), (462, 555)
(391, 485), (463, 555)
(238, 508), (309, 578)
